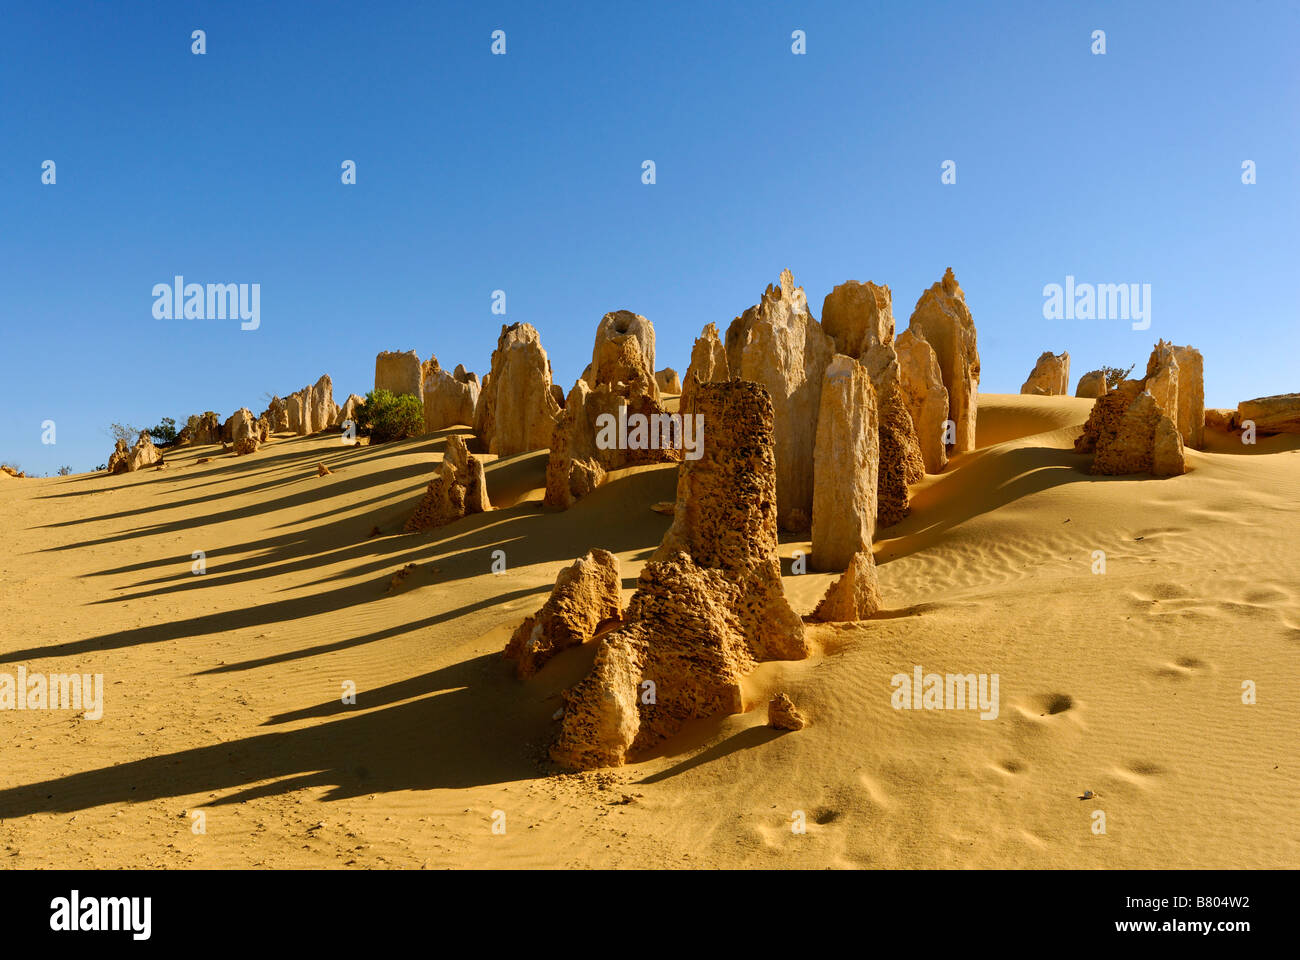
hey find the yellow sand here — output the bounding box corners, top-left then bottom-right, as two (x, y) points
(0, 395), (1296, 868)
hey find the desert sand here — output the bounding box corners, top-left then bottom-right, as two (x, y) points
(1, 394), (1296, 868)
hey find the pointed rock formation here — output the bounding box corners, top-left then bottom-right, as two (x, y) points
(813, 550), (882, 622)
(503, 549), (623, 679)
(725, 269), (835, 530)
(404, 435), (491, 531)
(474, 323), (562, 456)
(422, 357), (480, 432)
(1075, 370), (1108, 399)
(307, 374), (336, 434)
(812, 356), (878, 571)
(905, 268), (980, 455)
(679, 322), (729, 416)
(375, 350), (423, 400)
(230, 407), (260, 455)
(895, 329), (949, 473)
(550, 380), (807, 770)
(338, 393), (365, 427)
(1020, 351), (1071, 396)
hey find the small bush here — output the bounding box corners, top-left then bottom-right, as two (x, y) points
(109, 422), (141, 443)
(1099, 364), (1135, 390)
(356, 389), (424, 443)
(148, 417), (178, 445)
(57, 465), (72, 476)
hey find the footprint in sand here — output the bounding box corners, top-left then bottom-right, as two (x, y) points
(1152, 656), (1212, 680)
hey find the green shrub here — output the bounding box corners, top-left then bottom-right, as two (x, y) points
(1100, 364), (1135, 390)
(356, 389), (424, 443)
(148, 417), (178, 445)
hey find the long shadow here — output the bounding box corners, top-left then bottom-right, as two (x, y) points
(1, 465), (678, 666)
(0, 654), (552, 819)
(637, 726), (783, 784)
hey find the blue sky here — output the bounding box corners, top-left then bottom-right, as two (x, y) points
(2, 0), (1296, 473)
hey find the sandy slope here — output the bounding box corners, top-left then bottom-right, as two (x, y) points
(0, 395), (1296, 868)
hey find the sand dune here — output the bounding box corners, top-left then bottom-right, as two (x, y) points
(1, 395), (1296, 868)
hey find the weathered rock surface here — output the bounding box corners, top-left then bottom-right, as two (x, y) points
(474, 323), (562, 456)
(592, 310), (655, 381)
(338, 393), (365, 428)
(725, 269), (835, 530)
(767, 693), (806, 731)
(821, 280), (894, 359)
(306, 375), (336, 434)
(812, 356), (878, 571)
(178, 411), (222, 446)
(1079, 381), (1186, 476)
(422, 357), (480, 432)
(679, 322), (729, 416)
(108, 431), (161, 474)
(404, 435), (491, 531)
(503, 549), (623, 679)
(905, 268), (980, 454)
(877, 381), (925, 526)
(654, 368), (681, 395)
(1237, 393), (1300, 435)
(588, 311), (659, 403)
(1075, 370), (1108, 399)
(895, 329), (949, 473)
(550, 381), (807, 770)
(375, 350), (423, 400)
(544, 381), (678, 510)
(1204, 407), (1238, 432)
(813, 550), (883, 622)
(229, 407), (260, 455)
(1020, 351), (1071, 396)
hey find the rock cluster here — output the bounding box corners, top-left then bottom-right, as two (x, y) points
(813, 550), (882, 622)
(550, 381), (807, 770)
(375, 350), (424, 400)
(1020, 351), (1071, 396)
(546, 313), (678, 509)
(281, 375), (339, 437)
(178, 411), (222, 446)
(228, 407), (265, 456)
(422, 357), (479, 433)
(503, 549), (623, 678)
(107, 431), (161, 474)
(1075, 370), (1108, 399)
(820, 279), (928, 526)
(1076, 376), (1184, 477)
(474, 323), (562, 456)
(404, 435), (491, 531)
(726, 270), (835, 530)
(904, 268), (980, 456)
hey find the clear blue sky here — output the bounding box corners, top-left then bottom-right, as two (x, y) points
(2, 0), (1296, 473)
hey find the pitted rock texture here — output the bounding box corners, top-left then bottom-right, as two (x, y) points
(895, 329), (949, 473)
(375, 350), (424, 400)
(551, 381), (807, 770)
